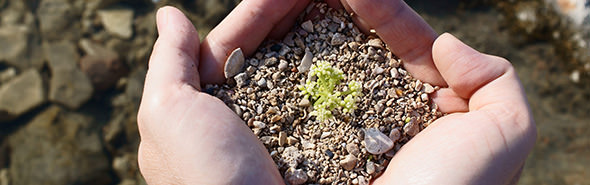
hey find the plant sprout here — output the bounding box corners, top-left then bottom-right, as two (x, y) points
(299, 60), (362, 121)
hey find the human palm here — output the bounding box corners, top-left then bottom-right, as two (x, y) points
(137, 0), (536, 184)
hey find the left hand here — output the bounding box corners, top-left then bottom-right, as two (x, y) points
(137, 1), (313, 184)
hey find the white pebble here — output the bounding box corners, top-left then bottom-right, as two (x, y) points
(363, 128), (394, 154)
(253, 121), (266, 129)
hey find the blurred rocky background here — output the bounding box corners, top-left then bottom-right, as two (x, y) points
(0, 0), (587, 185)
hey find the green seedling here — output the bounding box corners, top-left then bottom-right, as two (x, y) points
(299, 60), (362, 121)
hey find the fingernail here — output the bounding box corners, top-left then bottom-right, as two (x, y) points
(156, 7), (170, 33)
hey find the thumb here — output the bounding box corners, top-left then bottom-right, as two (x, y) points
(145, 6), (201, 93)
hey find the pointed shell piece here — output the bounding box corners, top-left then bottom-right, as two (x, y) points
(297, 50), (313, 73)
(224, 48), (245, 79)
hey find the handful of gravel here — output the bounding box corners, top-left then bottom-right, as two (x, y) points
(207, 3), (442, 185)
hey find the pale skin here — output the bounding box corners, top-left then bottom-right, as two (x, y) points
(137, 0), (537, 184)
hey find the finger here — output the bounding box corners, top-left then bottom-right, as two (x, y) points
(199, 0), (300, 84)
(145, 6), (201, 94)
(432, 33), (509, 100)
(342, 0), (446, 86)
(432, 32), (535, 131)
(430, 88), (468, 113)
(267, 0), (311, 40)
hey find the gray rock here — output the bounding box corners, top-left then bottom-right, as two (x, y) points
(79, 39), (127, 90)
(49, 67), (93, 110)
(0, 70), (44, 121)
(97, 7), (134, 39)
(389, 128), (401, 143)
(301, 20), (314, 33)
(357, 176), (368, 185)
(8, 106), (112, 185)
(331, 33), (346, 46)
(37, 0), (77, 41)
(339, 154), (358, 170)
(43, 40), (93, 109)
(346, 142), (360, 156)
(224, 48), (245, 78)
(366, 161), (376, 175)
(403, 117), (420, 136)
(264, 57), (278, 66)
(301, 139), (316, 149)
(278, 60), (289, 71)
(281, 146), (302, 168)
(364, 128), (394, 154)
(285, 168), (308, 185)
(0, 25), (44, 69)
(233, 72), (248, 87)
(44, 41), (79, 70)
(297, 50), (313, 73)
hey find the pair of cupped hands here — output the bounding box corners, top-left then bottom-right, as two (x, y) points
(137, 0), (537, 184)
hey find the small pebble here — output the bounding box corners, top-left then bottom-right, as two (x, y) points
(421, 93), (429, 102)
(389, 128), (401, 143)
(271, 115), (282, 123)
(415, 80), (423, 91)
(287, 136), (299, 145)
(302, 140), (316, 149)
(298, 50), (313, 73)
(320, 131), (331, 139)
(403, 118), (419, 136)
(390, 68), (399, 78)
(282, 146), (302, 167)
(346, 142), (360, 156)
(423, 83), (435, 93)
(257, 78), (267, 88)
(279, 131), (287, 146)
(264, 57), (278, 66)
(325, 150), (334, 159)
(278, 60), (289, 71)
(339, 154), (358, 170)
(364, 128), (394, 154)
(299, 98), (311, 107)
(358, 176), (367, 185)
(285, 168), (308, 185)
(253, 121), (266, 129)
(301, 20), (314, 33)
(367, 38), (383, 48)
(372, 67), (384, 75)
(331, 33), (346, 45)
(233, 72), (248, 87)
(366, 161), (376, 175)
